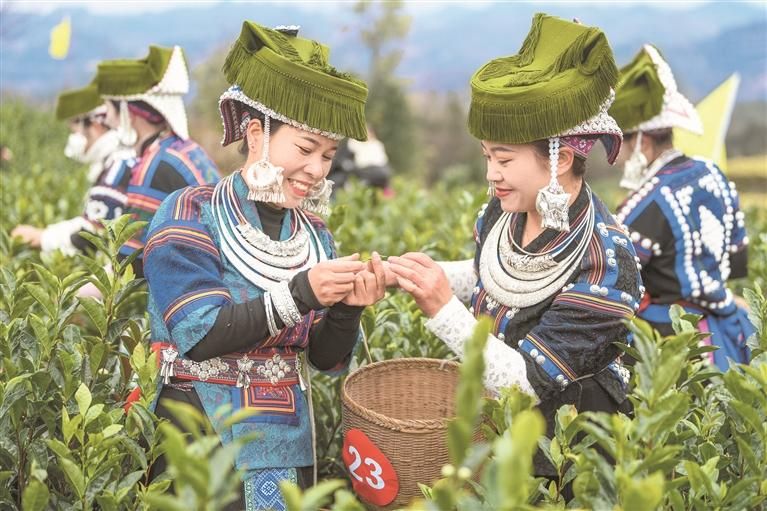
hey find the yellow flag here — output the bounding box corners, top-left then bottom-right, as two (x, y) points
(674, 74), (740, 172)
(49, 16), (71, 60)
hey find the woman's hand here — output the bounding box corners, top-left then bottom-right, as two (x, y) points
(380, 260), (399, 288)
(308, 254), (365, 307)
(388, 252), (454, 317)
(11, 225), (43, 247)
(342, 251), (387, 306)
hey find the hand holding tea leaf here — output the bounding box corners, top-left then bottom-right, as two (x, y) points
(388, 252), (453, 317)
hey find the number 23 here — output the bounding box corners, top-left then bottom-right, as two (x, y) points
(347, 445), (385, 490)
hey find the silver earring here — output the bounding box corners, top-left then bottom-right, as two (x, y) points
(301, 178), (333, 216)
(487, 182), (495, 197)
(535, 137), (571, 232)
(619, 131), (648, 191)
(243, 116), (286, 203)
(116, 100), (138, 147)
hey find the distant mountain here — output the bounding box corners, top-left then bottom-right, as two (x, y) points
(1, 2), (765, 103)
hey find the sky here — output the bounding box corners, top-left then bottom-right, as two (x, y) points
(6, 0), (714, 16)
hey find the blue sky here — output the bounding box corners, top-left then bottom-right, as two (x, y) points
(8, 0), (712, 15)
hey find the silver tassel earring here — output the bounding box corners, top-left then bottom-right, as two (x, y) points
(116, 100), (138, 147)
(620, 131), (648, 191)
(487, 182), (495, 197)
(535, 137), (571, 232)
(301, 178), (333, 216)
(244, 115), (286, 203)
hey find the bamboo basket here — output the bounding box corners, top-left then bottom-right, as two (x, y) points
(341, 357), (462, 510)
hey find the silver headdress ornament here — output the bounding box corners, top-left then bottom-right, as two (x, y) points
(116, 100), (138, 147)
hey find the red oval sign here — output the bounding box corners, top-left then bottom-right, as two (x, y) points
(342, 429), (399, 506)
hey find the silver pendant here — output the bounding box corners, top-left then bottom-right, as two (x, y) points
(536, 185), (571, 232)
(505, 252), (557, 272)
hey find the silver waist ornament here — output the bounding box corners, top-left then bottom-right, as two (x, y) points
(480, 188), (595, 309)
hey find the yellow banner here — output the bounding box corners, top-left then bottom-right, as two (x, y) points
(49, 16), (71, 60)
(674, 74), (740, 172)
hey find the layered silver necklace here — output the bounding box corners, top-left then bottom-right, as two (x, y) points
(479, 187), (595, 308)
(211, 173), (326, 291)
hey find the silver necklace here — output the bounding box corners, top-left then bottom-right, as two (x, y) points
(479, 189), (595, 308)
(501, 202), (591, 272)
(211, 175), (326, 290)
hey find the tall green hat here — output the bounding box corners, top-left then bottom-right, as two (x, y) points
(97, 45), (191, 139)
(218, 21), (368, 145)
(609, 44), (702, 134)
(468, 13), (623, 163)
(55, 81), (105, 121)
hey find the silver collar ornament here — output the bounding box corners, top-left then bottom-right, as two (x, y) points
(212, 174), (328, 291)
(480, 187), (595, 309)
(535, 137), (571, 232)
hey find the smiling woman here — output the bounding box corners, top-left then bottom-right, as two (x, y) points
(141, 21), (385, 511)
(386, 13), (643, 498)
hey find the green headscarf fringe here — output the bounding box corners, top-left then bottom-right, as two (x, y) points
(223, 39), (367, 140)
(468, 14), (618, 143)
(469, 74), (614, 143)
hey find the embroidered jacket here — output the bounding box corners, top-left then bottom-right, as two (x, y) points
(472, 187), (643, 402)
(118, 133), (220, 268)
(144, 172), (345, 471)
(616, 155), (752, 368)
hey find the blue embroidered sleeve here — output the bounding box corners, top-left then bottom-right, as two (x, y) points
(144, 187), (231, 355)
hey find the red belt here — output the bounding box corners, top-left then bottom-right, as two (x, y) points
(151, 342), (301, 387)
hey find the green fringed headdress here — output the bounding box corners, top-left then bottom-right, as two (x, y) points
(609, 46), (665, 131)
(610, 44), (702, 134)
(55, 81), (104, 121)
(469, 13), (619, 145)
(97, 45), (185, 96)
(219, 21), (368, 145)
(97, 45), (191, 139)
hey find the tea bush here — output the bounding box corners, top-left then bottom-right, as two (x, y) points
(2, 97), (766, 510)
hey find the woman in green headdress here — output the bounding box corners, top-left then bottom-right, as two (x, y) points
(11, 80), (132, 254)
(388, 13), (643, 484)
(142, 23), (385, 510)
(96, 45), (221, 277)
(609, 44), (752, 369)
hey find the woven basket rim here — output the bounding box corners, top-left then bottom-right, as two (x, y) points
(341, 357), (461, 433)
